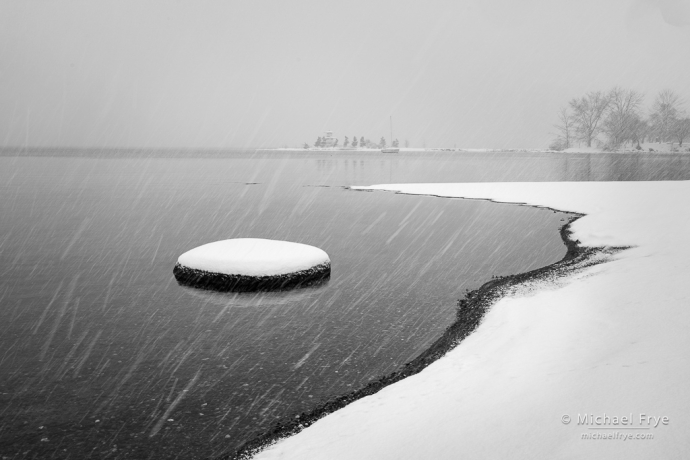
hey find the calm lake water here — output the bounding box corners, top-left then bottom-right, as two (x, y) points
(2, 150), (690, 459)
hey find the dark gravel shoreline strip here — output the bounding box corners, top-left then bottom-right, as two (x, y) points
(173, 262), (331, 292)
(220, 214), (628, 460)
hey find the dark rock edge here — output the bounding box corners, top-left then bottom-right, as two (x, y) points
(219, 212), (629, 460)
(173, 262), (331, 293)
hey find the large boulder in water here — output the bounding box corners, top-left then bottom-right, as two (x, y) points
(173, 238), (330, 292)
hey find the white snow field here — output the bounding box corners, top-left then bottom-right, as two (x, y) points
(253, 181), (690, 459)
(177, 238), (329, 277)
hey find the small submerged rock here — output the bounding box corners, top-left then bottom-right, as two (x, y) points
(173, 238), (330, 292)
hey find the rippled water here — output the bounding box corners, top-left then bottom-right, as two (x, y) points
(2, 150), (689, 459)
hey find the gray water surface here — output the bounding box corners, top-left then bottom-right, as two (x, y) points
(2, 150), (689, 459)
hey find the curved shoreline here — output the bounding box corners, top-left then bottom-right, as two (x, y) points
(220, 203), (628, 459)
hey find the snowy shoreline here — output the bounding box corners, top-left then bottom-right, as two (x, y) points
(243, 181), (690, 459)
(269, 145), (690, 154)
(227, 210), (601, 459)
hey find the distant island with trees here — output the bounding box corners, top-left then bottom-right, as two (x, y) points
(294, 89), (690, 153)
(551, 88), (690, 152)
(304, 135), (409, 150)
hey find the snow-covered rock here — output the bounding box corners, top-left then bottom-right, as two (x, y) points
(174, 238), (330, 292)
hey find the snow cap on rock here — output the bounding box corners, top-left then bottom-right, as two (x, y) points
(177, 238), (330, 277)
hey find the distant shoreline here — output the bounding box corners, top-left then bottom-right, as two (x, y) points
(2, 146), (688, 157)
(271, 147), (556, 153)
(271, 146), (690, 155)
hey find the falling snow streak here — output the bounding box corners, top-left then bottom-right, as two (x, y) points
(150, 370), (202, 437)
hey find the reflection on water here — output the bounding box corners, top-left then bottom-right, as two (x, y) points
(306, 150), (690, 184)
(178, 280), (329, 308)
(1, 149), (689, 459)
(557, 153), (690, 181)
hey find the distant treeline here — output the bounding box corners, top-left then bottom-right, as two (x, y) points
(551, 88), (690, 151)
(305, 136), (409, 149)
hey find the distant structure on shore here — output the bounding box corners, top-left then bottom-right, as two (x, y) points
(321, 131), (337, 148)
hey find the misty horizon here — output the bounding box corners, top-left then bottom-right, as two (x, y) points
(2, 0), (690, 150)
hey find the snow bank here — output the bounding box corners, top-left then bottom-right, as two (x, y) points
(563, 142), (690, 154)
(174, 238), (330, 292)
(253, 181), (690, 459)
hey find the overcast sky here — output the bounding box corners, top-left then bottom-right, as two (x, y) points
(1, 0), (689, 149)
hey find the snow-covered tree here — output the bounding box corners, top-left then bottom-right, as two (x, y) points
(569, 91), (610, 147)
(602, 88), (644, 148)
(553, 106), (574, 150)
(673, 118), (690, 146)
(392, 139), (399, 148)
(352, 136), (358, 148)
(343, 136), (349, 147)
(360, 136), (365, 148)
(379, 137), (387, 149)
(627, 114), (649, 149)
(649, 90), (683, 143)
(315, 136), (323, 147)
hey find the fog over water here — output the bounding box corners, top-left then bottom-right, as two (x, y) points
(2, 0), (690, 150)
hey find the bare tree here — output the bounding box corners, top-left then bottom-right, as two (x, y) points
(569, 91), (610, 147)
(603, 87), (644, 148)
(672, 118), (690, 146)
(649, 89), (683, 143)
(553, 107), (574, 150)
(627, 114), (649, 149)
